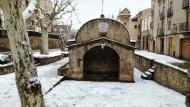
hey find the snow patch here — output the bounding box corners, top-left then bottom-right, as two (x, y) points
(26, 77), (40, 90)
(62, 51), (69, 54)
(33, 50), (64, 58)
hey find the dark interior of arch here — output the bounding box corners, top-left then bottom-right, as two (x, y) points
(83, 46), (119, 81)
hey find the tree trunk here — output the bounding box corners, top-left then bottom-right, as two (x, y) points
(0, 1), (45, 107)
(41, 27), (49, 54)
(186, 70), (190, 107)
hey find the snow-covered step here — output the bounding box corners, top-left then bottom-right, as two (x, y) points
(141, 73), (148, 80)
(151, 66), (155, 69)
(145, 71), (152, 76)
(35, 63), (41, 66)
(141, 70), (154, 80)
(148, 68), (154, 73)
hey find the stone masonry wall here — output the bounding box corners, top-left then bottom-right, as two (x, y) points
(135, 54), (154, 72)
(0, 64), (14, 75)
(0, 30), (60, 52)
(154, 62), (188, 95)
(135, 54), (188, 95)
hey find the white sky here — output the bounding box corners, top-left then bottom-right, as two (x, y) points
(63, 0), (151, 29)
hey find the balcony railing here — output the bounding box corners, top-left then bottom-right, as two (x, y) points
(167, 8), (173, 17)
(171, 22), (190, 35)
(160, 11), (165, 20)
(182, 0), (189, 9)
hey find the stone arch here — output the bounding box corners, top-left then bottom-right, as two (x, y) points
(83, 46), (119, 81)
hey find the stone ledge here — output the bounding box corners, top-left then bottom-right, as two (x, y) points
(34, 54), (64, 65)
(0, 64), (13, 75)
(135, 53), (189, 95)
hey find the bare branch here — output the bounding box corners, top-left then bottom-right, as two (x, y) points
(23, 0), (38, 21)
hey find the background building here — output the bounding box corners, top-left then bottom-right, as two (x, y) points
(118, 8), (151, 49)
(151, 0), (190, 60)
(140, 8), (151, 50)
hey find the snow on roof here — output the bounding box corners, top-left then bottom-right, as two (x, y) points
(135, 50), (188, 73)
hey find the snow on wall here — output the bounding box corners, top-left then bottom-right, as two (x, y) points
(135, 50), (188, 73)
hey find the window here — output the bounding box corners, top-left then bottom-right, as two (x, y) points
(134, 25), (137, 29)
(168, 21), (171, 29)
(160, 38), (164, 54)
(25, 0), (29, 7)
(170, 1), (173, 13)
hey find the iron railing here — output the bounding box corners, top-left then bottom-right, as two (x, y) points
(182, 0), (189, 9)
(171, 22), (190, 34)
(160, 11), (165, 20)
(167, 7), (173, 17)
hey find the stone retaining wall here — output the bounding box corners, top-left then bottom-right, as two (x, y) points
(135, 54), (154, 72)
(0, 30), (60, 52)
(0, 64), (14, 75)
(34, 55), (63, 65)
(135, 54), (188, 95)
(154, 62), (188, 95)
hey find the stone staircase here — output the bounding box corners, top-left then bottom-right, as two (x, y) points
(141, 66), (154, 80)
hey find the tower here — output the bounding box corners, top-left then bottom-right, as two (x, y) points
(118, 8), (131, 29)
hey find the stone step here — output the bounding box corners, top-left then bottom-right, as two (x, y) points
(84, 76), (118, 81)
(151, 66), (155, 69)
(148, 68), (154, 73)
(141, 71), (153, 80)
(35, 63), (41, 66)
(85, 73), (118, 77)
(141, 73), (148, 80)
(145, 71), (152, 76)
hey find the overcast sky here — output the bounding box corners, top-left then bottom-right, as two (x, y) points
(63, 0), (151, 29)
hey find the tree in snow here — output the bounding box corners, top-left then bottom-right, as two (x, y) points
(36, 0), (75, 54)
(0, 0), (45, 107)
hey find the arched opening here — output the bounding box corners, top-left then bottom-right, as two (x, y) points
(83, 46), (119, 81)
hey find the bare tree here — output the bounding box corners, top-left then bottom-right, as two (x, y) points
(60, 24), (72, 50)
(0, 0), (45, 107)
(36, 0), (75, 54)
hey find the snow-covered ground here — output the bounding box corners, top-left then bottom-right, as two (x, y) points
(135, 50), (188, 73)
(0, 57), (186, 107)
